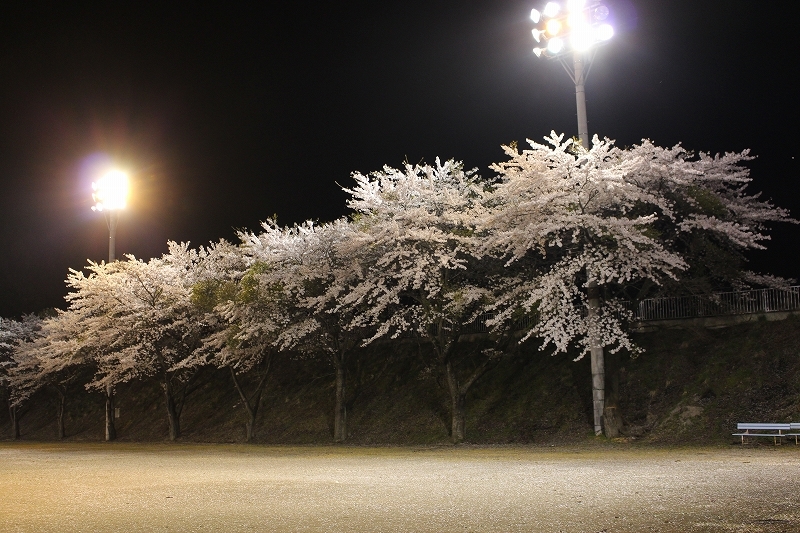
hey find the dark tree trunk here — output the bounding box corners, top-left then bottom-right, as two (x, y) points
(105, 384), (116, 441)
(56, 387), (66, 440)
(230, 362), (270, 442)
(9, 404), (20, 440)
(333, 351), (347, 443)
(443, 357), (464, 443)
(451, 391), (467, 443)
(440, 345), (501, 444)
(603, 349), (624, 438)
(163, 379), (181, 441)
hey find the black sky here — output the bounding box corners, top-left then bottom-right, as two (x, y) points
(1, 0), (798, 318)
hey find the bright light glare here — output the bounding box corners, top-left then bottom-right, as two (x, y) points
(543, 2), (560, 17)
(596, 23), (614, 41)
(567, 0), (585, 11)
(533, 47), (544, 57)
(566, 9), (584, 28)
(546, 37), (564, 54)
(530, 8), (541, 22)
(92, 170), (129, 211)
(570, 22), (595, 51)
(545, 18), (562, 36)
(532, 28), (544, 42)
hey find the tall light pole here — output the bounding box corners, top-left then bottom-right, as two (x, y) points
(92, 169), (128, 262)
(530, 0), (614, 436)
(91, 169), (129, 441)
(531, 0), (614, 149)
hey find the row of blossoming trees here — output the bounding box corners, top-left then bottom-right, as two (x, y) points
(0, 134), (793, 443)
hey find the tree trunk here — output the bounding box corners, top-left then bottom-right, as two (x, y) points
(230, 365), (269, 442)
(56, 388), (66, 440)
(163, 379), (181, 441)
(443, 357), (464, 443)
(603, 350), (623, 438)
(451, 390), (467, 444)
(105, 384), (116, 441)
(9, 404), (20, 440)
(439, 344), (501, 444)
(333, 351), (347, 443)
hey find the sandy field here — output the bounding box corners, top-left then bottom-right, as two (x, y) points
(0, 443), (798, 532)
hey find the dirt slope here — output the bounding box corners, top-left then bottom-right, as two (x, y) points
(4, 317), (800, 445)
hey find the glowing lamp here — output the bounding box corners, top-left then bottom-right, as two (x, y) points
(596, 23), (614, 41)
(92, 170), (129, 212)
(570, 23), (595, 51)
(533, 47), (544, 57)
(532, 28), (545, 42)
(530, 8), (541, 22)
(545, 18), (562, 36)
(546, 37), (564, 54)
(543, 2), (560, 18)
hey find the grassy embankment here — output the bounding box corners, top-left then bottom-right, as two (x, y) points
(4, 316), (799, 445)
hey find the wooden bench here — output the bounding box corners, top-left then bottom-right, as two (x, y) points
(732, 423), (791, 445)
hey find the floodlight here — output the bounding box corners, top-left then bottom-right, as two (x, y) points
(566, 9), (584, 28)
(596, 23), (614, 41)
(571, 23), (595, 51)
(567, 0), (585, 10)
(545, 18), (562, 36)
(543, 2), (560, 18)
(530, 8), (541, 22)
(533, 47), (544, 57)
(593, 4), (609, 21)
(546, 37), (564, 54)
(92, 170), (129, 211)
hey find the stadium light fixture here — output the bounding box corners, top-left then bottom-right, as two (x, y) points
(530, 0), (614, 149)
(92, 169), (129, 262)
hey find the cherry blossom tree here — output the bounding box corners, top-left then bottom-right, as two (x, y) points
(481, 132), (794, 436)
(65, 243), (207, 440)
(8, 310), (89, 439)
(338, 159), (500, 443)
(0, 314), (43, 438)
(187, 239), (280, 441)
(240, 218), (370, 442)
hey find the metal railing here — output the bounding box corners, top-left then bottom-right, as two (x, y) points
(634, 286), (800, 322)
(471, 312), (536, 333)
(469, 286), (800, 330)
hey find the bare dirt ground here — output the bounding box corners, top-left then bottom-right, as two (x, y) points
(0, 443), (798, 533)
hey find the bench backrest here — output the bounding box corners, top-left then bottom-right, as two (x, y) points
(791, 423), (800, 431)
(737, 423), (791, 430)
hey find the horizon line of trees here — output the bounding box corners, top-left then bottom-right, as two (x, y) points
(1, 133), (794, 443)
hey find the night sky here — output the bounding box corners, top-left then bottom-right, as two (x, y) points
(1, 0), (798, 318)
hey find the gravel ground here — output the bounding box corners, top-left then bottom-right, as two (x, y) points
(0, 443), (798, 532)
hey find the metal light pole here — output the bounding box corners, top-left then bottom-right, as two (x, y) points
(530, 1), (614, 435)
(531, 0), (613, 149)
(107, 210), (119, 263)
(573, 52), (589, 148)
(92, 169), (129, 441)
